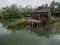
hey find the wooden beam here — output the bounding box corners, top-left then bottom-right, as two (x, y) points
(37, 22), (38, 28)
(32, 21), (33, 27)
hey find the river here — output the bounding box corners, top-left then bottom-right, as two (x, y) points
(0, 23), (60, 45)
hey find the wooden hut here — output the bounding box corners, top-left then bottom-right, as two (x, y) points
(28, 7), (51, 27)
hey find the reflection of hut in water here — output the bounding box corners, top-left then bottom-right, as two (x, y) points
(28, 7), (51, 27)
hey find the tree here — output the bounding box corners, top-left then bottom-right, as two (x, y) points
(21, 6), (33, 17)
(0, 10), (3, 18)
(57, 3), (60, 14)
(1, 4), (33, 19)
(2, 4), (23, 19)
(41, 4), (48, 8)
(50, 1), (56, 15)
(50, 1), (60, 16)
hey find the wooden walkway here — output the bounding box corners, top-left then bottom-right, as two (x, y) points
(28, 19), (41, 23)
(28, 19), (42, 28)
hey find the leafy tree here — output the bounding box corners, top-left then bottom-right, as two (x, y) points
(2, 4), (33, 19)
(2, 4), (23, 19)
(0, 10), (3, 18)
(50, 1), (56, 15)
(50, 1), (60, 16)
(22, 7), (33, 17)
(41, 4), (48, 8)
(57, 3), (60, 14)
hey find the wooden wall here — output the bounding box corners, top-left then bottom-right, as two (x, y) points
(31, 12), (50, 21)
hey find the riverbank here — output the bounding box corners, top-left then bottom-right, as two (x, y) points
(0, 16), (60, 37)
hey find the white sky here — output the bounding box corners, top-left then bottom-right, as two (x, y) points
(0, 0), (60, 8)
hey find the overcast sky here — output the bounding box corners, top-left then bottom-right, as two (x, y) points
(0, 0), (60, 8)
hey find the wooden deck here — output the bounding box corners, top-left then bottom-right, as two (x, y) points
(28, 19), (42, 28)
(28, 19), (42, 23)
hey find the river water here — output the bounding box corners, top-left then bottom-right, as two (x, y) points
(0, 23), (60, 45)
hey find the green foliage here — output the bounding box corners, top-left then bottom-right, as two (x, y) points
(50, 1), (56, 15)
(0, 4), (33, 19)
(41, 4), (48, 8)
(50, 16), (57, 24)
(0, 10), (4, 18)
(50, 1), (60, 15)
(22, 7), (33, 16)
(57, 3), (60, 14)
(16, 18), (26, 23)
(7, 18), (27, 28)
(2, 4), (22, 19)
(53, 22), (60, 30)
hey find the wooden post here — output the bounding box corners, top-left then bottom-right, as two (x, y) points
(37, 22), (38, 28)
(39, 22), (40, 27)
(30, 15), (33, 27)
(32, 21), (33, 27)
(40, 21), (42, 26)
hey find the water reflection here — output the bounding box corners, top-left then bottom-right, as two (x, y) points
(0, 23), (11, 36)
(50, 34), (60, 45)
(0, 23), (60, 45)
(0, 30), (49, 45)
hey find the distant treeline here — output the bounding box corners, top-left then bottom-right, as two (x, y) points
(0, 1), (60, 19)
(0, 4), (33, 19)
(41, 1), (60, 16)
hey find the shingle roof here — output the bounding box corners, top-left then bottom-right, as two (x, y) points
(33, 7), (50, 13)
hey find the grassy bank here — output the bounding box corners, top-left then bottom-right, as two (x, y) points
(0, 16), (60, 37)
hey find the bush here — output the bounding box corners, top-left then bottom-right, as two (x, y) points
(50, 16), (57, 24)
(7, 18), (27, 28)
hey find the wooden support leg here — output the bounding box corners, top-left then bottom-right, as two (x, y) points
(32, 22), (33, 27)
(37, 22), (38, 28)
(40, 22), (41, 26)
(39, 23), (40, 27)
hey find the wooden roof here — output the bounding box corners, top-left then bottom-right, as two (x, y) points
(33, 7), (50, 13)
